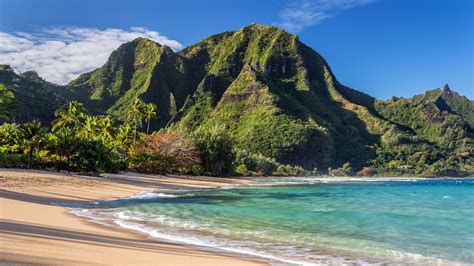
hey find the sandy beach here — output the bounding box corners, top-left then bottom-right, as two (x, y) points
(0, 169), (266, 265)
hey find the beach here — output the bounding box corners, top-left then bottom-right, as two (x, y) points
(0, 169), (265, 265)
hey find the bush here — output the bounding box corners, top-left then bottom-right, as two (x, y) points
(357, 167), (376, 177)
(129, 131), (200, 174)
(235, 150), (305, 176)
(234, 164), (248, 176)
(192, 125), (235, 176)
(69, 140), (120, 174)
(328, 162), (352, 176)
(275, 164), (305, 176)
(235, 151), (279, 176)
(0, 153), (40, 168)
(129, 153), (176, 174)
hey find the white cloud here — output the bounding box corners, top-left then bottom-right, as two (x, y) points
(278, 0), (374, 32)
(0, 27), (183, 84)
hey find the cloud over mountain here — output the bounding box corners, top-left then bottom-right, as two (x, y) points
(0, 27), (182, 84)
(278, 0), (374, 32)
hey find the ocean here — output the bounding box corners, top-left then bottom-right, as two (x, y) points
(69, 178), (474, 265)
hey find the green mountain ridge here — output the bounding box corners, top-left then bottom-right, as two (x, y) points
(1, 24), (472, 174)
(0, 65), (66, 122)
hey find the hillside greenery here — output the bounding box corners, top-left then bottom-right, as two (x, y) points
(0, 65), (65, 123)
(1, 24), (472, 177)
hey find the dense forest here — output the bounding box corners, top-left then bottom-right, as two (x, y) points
(1, 24), (472, 177)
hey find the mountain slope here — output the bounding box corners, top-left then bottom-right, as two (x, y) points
(3, 24), (472, 175)
(0, 65), (65, 123)
(166, 25), (382, 169)
(67, 38), (192, 128)
(374, 85), (473, 151)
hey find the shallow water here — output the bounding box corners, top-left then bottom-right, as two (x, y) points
(70, 178), (474, 265)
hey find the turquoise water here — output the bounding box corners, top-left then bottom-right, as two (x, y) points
(72, 178), (474, 265)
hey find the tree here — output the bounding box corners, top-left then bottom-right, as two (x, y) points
(192, 125), (235, 176)
(126, 98), (147, 148)
(328, 162), (352, 176)
(45, 130), (76, 172)
(115, 123), (134, 159)
(70, 139), (115, 174)
(144, 103), (157, 134)
(82, 115), (99, 140)
(0, 87), (16, 121)
(0, 123), (20, 151)
(136, 131), (200, 173)
(357, 167), (376, 177)
(52, 101), (87, 132)
(18, 121), (47, 168)
(96, 115), (116, 141)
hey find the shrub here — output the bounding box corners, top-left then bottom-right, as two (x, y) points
(130, 131), (200, 174)
(128, 153), (176, 174)
(0, 153), (39, 168)
(235, 150), (278, 176)
(0, 123), (20, 152)
(357, 167), (376, 177)
(275, 164), (305, 176)
(69, 140), (119, 174)
(192, 125), (235, 176)
(234, 164), (248, 176)
(328, 162), (352, 176)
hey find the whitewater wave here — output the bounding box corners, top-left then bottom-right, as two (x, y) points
(64, 181), (473, 266)
(128, 191), (181, 199)
(246, 177), (424, 187)
(70, 207), (375, 265)
(67, 205), (460, 266)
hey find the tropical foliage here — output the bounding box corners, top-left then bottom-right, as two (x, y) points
(129, 131), (200, 174)
(0, 86), (15, 121)
(0, 24), (472, 177)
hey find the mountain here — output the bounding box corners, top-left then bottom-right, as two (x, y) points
(66, 37), (192, 129)
(1, 24), (472, 175)
(0, 65), (65, 123)
(374, 85), (473, 151)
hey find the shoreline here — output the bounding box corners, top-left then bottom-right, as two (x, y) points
(0, 169), (267, 265)
(2, 169), (471, 265)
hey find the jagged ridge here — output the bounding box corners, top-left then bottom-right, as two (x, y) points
(1, 24), (472, 173)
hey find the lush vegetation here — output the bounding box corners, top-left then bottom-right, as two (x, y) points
(0, 89), (307, 176)
(1, 100), (125, 174)
(0, 65), (65, 123)
(1, 24), (472, 177)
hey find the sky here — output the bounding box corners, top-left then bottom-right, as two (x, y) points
(0, 0), (472, 99)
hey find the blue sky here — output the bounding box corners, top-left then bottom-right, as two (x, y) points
(0, 0), (472, 99)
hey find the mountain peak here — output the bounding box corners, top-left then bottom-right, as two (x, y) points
(110, 37), (162, 54)
(239, 23), (295, 38)
(242, 23), (280, 31)
(0, 64), (17, 82)
(4, 25), (473, 175)
(0, 64), (14, 73)
(21, 71), (43, 82)
(131, 36), (160, 45)
(443, 83), (451, 92)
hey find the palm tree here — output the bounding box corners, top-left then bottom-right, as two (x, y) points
(0, 123), (19, 143)
(45, 130), (75, 172)
(96, 115), (116, 141)
(126, 98), (146, 148)
(82, 115), (99, 140)
(18, 120), (47, 168)
(0, 87), (16, 121)
(144, 103), (157, 134)
(52, 101), (87, 132)
(115, 123), (133, 159)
